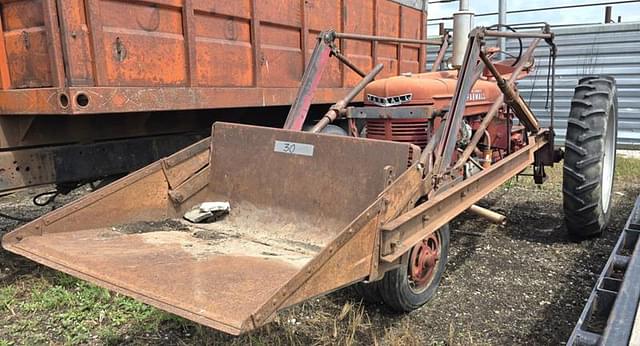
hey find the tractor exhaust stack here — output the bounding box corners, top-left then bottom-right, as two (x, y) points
(452, 0), (474, 67)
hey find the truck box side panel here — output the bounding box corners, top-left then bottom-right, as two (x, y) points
(307, 0), (341, 88)
(57, 0), (94, 86)
(0, 0), (427, 114)
(193, 1), (253, 87)
(88, 0), (188, 86)
(377, 0), (400, 79)
(400, 7), (422, 74)
(1, 0), (52, 88)
(343, 0), (374, 87)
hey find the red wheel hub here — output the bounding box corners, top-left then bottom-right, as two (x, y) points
(408, 232), (441, 291)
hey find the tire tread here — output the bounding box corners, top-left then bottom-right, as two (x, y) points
(563, 75), (617, 239)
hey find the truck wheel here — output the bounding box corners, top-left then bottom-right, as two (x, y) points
(563, 76), (618, 239)
(378, 225), (450, 312)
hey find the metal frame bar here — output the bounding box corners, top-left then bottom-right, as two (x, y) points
(432, 33), (484, 174)
(377, 26), (557, 264)
(332, 50), (367, 78)
(345, 106), (436, 119)
(283, 33), (334, 131)
(453, 36), (543, 170)
(428, 0), (640, 21)
(334, 32), (443, 46)
(380, 131), (549, 263)
(310, 64), (384, 133)
(482, 31), (552, 39)
(568, 197), (640, 345)
(431, 31), (450, 72)
(42, 0), (66, 87)
(182, 0), (197, 87)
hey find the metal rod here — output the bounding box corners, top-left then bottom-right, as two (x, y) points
(605, 6), (613, 23)
(334, 32), (442, 46)
(550, 50), (556, 130)
(508, 38), (542, 84)
(309, 63), (384, 133)
(483, 30), (552, 39)
(431, 31), (450, 72)
(428, 0), (640, 21)
(469, 205), (507, 225)
(452, 94), (504, 171)
(498, 0), (507, 58)
(433, 34), (484, 174)
(479, 50), (540, 133)
(332, 50), (366, 78)
(283, 34), (333, 131)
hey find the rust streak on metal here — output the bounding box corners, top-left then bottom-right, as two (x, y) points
(84, 0), (106, 86)
(250, 0), (261, 87)
(300, 0), (309, 71)
(182, 0), (197, 87)
(0, 14), (11, 89)
(42, 0), (65, 87)
(419, 5), (427, 72)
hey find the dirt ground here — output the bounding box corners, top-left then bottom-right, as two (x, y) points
(1, 158), (639, 345)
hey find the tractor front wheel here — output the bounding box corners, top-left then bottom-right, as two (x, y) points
(377, 225), (450, 312)
(563, 76), (618, 239)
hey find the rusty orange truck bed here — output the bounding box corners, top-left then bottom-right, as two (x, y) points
(0, 0), (426, 114)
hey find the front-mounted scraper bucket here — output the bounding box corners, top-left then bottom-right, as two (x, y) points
(2, 123), (419, 335)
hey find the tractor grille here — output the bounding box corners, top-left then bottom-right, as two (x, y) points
(366, 119), (430, 148)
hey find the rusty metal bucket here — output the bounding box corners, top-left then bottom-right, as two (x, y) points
(2, 122), (418, 335)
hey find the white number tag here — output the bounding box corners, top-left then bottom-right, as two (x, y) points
(274, 141), (314, 157)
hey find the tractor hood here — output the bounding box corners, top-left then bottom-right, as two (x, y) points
(364, 70), (501, 112)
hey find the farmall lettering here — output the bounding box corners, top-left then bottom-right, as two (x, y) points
(467, 90), (486, 102)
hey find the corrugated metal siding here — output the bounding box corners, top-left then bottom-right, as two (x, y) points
(427, 23), (640, 148)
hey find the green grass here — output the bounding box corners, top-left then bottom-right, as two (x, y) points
(0, 268), (400, 345)
(0, 271), (173, 345)
(615, 156), (640, 178)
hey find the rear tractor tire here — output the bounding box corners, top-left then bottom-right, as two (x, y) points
(563, 76), (618, 239)
(356, 225), (450, 311)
